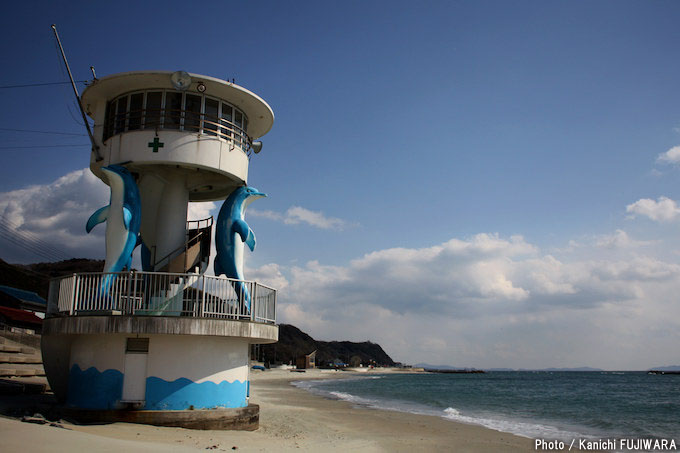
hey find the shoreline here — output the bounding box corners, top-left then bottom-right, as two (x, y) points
(0, 369), (534, 452)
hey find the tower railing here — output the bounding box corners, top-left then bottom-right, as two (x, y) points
(46, 271), (276, 324)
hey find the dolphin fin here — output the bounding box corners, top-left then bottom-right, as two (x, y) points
(123, 207), (132, 230)
(232, 219), (250, 243)
(245, 228), (256, 252)
(86, 206), (109, 233)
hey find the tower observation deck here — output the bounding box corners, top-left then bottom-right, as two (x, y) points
(42, 71), (278, 429)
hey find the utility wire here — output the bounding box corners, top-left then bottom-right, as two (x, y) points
(0, 227), (70, 262)
(0, 228), (66, 262)
(0, 81), (87, 89)
(0, 218), (72, 262)
(0, 144), (90, 149)
(0, 217), (71, 259)
(0, 128), (86, 136)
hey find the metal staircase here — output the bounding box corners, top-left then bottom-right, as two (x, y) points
(153, 217), (213, 275)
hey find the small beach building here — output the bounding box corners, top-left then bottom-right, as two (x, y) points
(296, 350), (316, 369)
(0, 285), (47, 314)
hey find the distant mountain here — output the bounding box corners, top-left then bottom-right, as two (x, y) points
(414, 363), (477, 370)
(0, 258), (50, 298)
(414, 364), (605, 372)
(650, 365), (680, 372)
(259, 324), (395, 367)
(521, 367), (603, 372)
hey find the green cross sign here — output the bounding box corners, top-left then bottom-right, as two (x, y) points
(148, 137), (164, 152)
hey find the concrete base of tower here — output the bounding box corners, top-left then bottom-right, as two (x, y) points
(41, 316), (278, 408)
(58, 404), (260, 430)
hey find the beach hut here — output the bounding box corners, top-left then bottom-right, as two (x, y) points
(296, 350), (317, 369)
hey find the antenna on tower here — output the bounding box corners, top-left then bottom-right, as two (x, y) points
(51, 24), (102, 161)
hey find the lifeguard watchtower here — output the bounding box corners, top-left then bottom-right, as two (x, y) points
(42, 71), (278, 429)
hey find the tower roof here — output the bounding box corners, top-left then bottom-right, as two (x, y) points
(81, 71), (274, 138)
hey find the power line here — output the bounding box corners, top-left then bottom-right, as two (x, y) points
(0, 144), (90, 149)
(0, 128), (86, 136)
(0, 228), (66, 262)
(0, 217), (71, 259)
(0, 229), (68, 263)
(0, 217), (72, 262)
(0, 80), (87, 89)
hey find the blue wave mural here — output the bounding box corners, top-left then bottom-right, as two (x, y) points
(67, 364), (123, 409)
(145, 376), (248, 410)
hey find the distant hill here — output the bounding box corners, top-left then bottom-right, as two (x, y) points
(415, 364), (605, 372)
(414, 363), (482, 371)
(0, 258), (50, 298)
(259, 324), (395, 367)
(0, 258), (103, 298)
(650, 365), (680, 372)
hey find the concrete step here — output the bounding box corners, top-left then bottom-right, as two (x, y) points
(0, 367), (45, 377)
(0, 343), (36, 354)
(0, 377), (47, 395)
(0, 345), (22, 353)
(0, 354), (42, 364)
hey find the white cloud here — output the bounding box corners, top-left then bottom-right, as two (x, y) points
(594, 229), (654, 249)
(246, 263), (290, 291)
(657, 146), (680, 165)
(249, 206), (352, 230)
(271, 233), (680, 369)
(626, 196), (680, 222)
(0, 169), (108, 262)
(187, 202), (217, 221)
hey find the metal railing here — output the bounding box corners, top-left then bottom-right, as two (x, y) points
(46, 271), (276, 324)
(104, 108), (252, 151)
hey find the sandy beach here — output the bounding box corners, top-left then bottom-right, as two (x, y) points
(0, 369), (534, 452)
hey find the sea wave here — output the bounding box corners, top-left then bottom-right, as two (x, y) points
(442, 407), (585, 440)
(293, 378), (589, 441)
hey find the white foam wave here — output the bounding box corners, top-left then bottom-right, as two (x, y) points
(293, 379), (589, 441)
(442, 407), (586, 440)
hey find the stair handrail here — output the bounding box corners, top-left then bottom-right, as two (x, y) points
(152, 231), (204, 271)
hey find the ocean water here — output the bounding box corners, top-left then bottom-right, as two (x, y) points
(293, 372), (680, 441)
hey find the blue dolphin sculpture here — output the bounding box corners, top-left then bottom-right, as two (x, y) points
(214, 186), (266, 311)
(86, 165), (142, 294)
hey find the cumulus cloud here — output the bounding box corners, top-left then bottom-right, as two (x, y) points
(0, 169), (109, 262)
(249, 206), (352, 230)
(0, 171), (221, 264)
(187, 202), (217, 221)
(626, 196), (680, 222)
(271, 232), (680, 368)
(594, 229), (654, 249)
(656, 145), (680, 165)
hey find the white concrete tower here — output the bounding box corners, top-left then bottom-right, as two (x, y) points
(42, 71), (278, 430)
(82, 71), (274, 272)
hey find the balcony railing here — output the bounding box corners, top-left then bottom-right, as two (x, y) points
(47, 271), (276, 324)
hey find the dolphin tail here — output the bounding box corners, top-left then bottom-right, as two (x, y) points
(214, 257), (224, 276)
(231, 280), (251, 313)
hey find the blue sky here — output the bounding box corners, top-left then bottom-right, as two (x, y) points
(2, 1), (680, 369)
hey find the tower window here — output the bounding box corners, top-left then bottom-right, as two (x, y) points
(102, 90), (250, 152)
